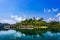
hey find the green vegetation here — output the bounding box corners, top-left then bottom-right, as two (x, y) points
(16, 17), (47, 28)
(47, 21), (60, 32)
(15, 17), (60, 35)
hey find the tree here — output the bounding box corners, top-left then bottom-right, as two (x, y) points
(38, 18), (43, 21)
(33, 17), (36, 20)
(48, 21), (60, 32)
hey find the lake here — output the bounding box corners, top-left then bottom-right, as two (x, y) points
(0, 30), (60, 40)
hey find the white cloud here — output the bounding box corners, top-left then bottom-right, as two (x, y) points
(47, 17), (60, 22)
(0, 19), (16, 24)
(56, 13), (60, 17)
(48, 9), (51, 12)
(15, 17), (23, 22)
(0, 15), (26, 24)
(44, 8), (58, 13)
(52, 8), (58, 12)
(47, 18), (55, 22)
(11, 15), (26, 22)
(48, 18), (53, 21)
(44, 8), (51, 13)
(55, 13), (60, 21)
(11, 15), (18, 18)
(11, 15), (14, 18)
(59, 17), (60, 20)
(47, 12), (60, 22)
(36, 18), (40, 20)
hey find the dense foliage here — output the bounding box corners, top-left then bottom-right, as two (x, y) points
(47, 21), (60, 32)
(15, 17), (60, 35)
(16, 18), (47, 27)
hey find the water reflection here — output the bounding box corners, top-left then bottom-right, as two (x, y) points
(0, 30), (60, 40)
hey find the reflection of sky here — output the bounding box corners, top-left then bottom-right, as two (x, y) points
(0, 30), (60, 40)
(0, 0), (60, 24)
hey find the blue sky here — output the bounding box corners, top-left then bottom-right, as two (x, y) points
(0, 0), (60, 24)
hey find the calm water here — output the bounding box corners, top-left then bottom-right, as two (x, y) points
(0, 30), (60, 40)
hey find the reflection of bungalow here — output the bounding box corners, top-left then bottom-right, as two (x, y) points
(21, 25), (33, 29)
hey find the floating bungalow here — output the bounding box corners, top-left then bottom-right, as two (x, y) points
(4, 25), (10, 29)
(3, 24), (48, 30)
(20, 25), (33, 29)
(34, 26), (48, 29)
(4, 24), (17, 30)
